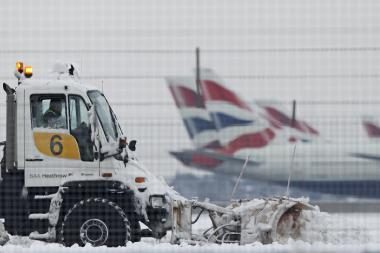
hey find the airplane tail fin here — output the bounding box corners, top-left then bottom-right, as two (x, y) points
(257, 101), (319, 143)
(168, 68), (319, 157)
(362, 118), (380, 138)
(166, 76), (222, 149)
(199, 69), (275, 154)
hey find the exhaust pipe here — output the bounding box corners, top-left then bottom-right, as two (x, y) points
(3, 83), (17, 172)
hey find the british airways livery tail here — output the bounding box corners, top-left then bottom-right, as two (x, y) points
(166, 76), (222, 150)
(200, 69), (275, 155)
(166, 76), (225, 169)
(349, 118), (380, 162)
(167, 69), (380, 198)
(259, 102), (319, 143)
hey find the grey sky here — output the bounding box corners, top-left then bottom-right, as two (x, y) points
(1, 0), (380, 49)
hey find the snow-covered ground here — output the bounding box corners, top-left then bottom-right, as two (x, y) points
(1, 212), (380, 253)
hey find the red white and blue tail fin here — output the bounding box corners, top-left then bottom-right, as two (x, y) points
(257, 101), (319, 143)
(166, 76), (222, 149)
(200, 69), (275, 154)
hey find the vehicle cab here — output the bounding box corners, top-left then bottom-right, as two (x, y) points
(6, 63), (144, 191)
(0, 62), (186, 244)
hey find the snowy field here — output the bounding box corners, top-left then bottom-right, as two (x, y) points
(1, 212), (380, 253)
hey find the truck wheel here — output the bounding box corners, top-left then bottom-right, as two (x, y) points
(61, 198), (131, 247)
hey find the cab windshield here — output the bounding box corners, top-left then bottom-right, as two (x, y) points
(87, 90), (119, 141)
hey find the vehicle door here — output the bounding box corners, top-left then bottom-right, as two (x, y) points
(25, 92), (99, 188)
(86, 90), (124, 176)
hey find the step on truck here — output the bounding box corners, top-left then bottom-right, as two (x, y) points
(0, 62), (318, 247)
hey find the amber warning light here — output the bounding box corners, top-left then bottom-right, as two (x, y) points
(24, 66), (33, 78)
(16, 61), (24, 73)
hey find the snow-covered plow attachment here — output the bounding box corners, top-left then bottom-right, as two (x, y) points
(171, 197), (316, 245)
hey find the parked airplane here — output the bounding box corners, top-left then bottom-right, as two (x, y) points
(350, 118), (380, 161)
(166, 69), (380, 198)
(362, 118), (380, 139)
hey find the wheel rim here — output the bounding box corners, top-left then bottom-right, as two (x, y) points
(79, 219), (109, 246)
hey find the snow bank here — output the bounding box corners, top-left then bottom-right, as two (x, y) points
(297, 211), (380, 245)
(1, 212), (380, 252)
(2, 238), (380, 253)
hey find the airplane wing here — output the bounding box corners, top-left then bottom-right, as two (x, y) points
(170, 148), (262, 170)
(350, 153), (380, 161)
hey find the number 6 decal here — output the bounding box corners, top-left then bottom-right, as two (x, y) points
(50, 135), (63, 155)
(33, 132), (80, 159)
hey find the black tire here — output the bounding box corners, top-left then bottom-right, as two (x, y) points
(60, 198), (131, 247)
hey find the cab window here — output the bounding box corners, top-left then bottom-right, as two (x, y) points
(87, 90), (119, 141)
(69, 95), (94, 161)
(30, 94), (67, 129)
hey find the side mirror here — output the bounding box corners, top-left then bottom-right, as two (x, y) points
(128, 140), (137, 151)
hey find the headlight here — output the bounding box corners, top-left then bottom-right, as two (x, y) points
(150, 195), (165, 208)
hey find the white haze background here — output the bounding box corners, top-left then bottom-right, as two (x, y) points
(1, 0), (380, 178)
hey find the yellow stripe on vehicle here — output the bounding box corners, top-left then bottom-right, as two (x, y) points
(33, 132), (81, 160)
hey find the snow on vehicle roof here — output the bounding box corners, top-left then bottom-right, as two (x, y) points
(17, 78), (100, 94)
